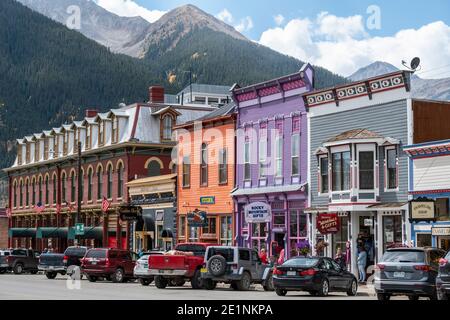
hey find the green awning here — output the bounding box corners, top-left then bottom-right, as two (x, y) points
(9, 228), (37, 238)
(68, 227), (103, 240)
(36, 227), (69, 239)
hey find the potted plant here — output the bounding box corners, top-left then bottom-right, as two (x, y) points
(297, 239), (311, 257)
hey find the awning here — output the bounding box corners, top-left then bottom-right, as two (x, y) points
(68, 227), (103, 240)
(161, 229), (174, 238)
(304, 207), (329, 214)
(9, 228), (37, 238)
(367, 202), (408, 211)
(231, 183), (307, 196)
(36, 227), (69, 239)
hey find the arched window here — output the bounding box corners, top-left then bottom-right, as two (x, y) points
(19, 181), (23, 207)
(117, 163), (124, 198)
(25, 180), (29, 206)
(87, 168), (93, 201)
(52, 174), (57, 204)
(147, 160), (161, 177)
(45, 176), (49, 204)
(107, 165), (113, 199)
(70, 172), (76, 202)
(97, 167), (103, 200)
(38, 177), (43, 203)
(61, 172), (66, 203)
(13, 181), (17, 208)
(32, 178), (36, 205)
(162, 115), (173, 140)
(200, 143), (208, 186)
(80, 169), (84, 203)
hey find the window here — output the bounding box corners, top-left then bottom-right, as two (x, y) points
(52, 175), (57, 204)
(54, 136), (59, 158)
(97, 168), (103, 200)
(219, 148), (228, 184)
(87, 168), (93, 201)
(200, 143), (208, 186)
(275, 136), (283, 177)
(45, 176), (49, 204)
(26, 143), (30, 163)
(386, 148), (398, 189)
(70, 173), (76, 202)
(179, 216), (186, 239)
(63, 132), (68, 156)
(117, 163), (124, 198)
(291, 134), (300, 176)
(436, 198), (450, 221)
(38, 177), (43, 203)
(25, 181), (29, 206)
(332, 151), (351, 191)
(202, 217), (217, 235)
(383, 215), (403, 250)
(147, 160), (161, 177)
(290, 210), (308, 238)
(189, 226), (200, 242)
(259, 138), (267, 178)
(80, 170), (84, 203)
(19, 181), (23, 207)
(98, 121), (104, 146)
(244, 140), (251, 180)
(61, 173), (66, 203)
(162, 115), (173, 140)
(13, 182), (17, 207)
(220, 216), (232, 246)
(17, 145), (23, 165)
(44, 139), (49, 160)
(73, 128), (78, 154)
(32, 179), (36, 205)
(182, 156), (190, 188)
(251, 223), (268, 252)
(85, 125), (91, 150)
(107, 165), (113, 199)
(359, 151), (374, 190)
(35, 141), (40, 162)
(320, 157), (329, 194)
(111, 117), (118, 143)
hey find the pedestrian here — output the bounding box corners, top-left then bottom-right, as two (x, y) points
(277, 248), (285, 266)
(259, 248), (268, 264)
(42, 248), (48, 254)
(335, 247), (346, 270)
(357, 246), (367, 283)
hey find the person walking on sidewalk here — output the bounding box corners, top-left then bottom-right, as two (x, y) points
(357, 246), (367, 283)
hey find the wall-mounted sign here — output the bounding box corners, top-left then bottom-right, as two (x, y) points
(245, 202), (272, 223)
(432, 227), (450, 236)
(410, 200), (435, 222)
(119, 205), (143, 221)
(317, 213), (340, 234)
(187, 210), (208, 227)
(200, 196), (215, 205)
(364, 218), (373, 227)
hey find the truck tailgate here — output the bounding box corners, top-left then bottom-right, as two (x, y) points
(39, 254), (65, 267)
(149, 255), (187, 270)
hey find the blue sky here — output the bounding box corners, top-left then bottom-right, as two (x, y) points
(95, 0), (450, 78)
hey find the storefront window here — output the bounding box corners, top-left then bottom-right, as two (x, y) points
(436, 198), (450, 221)
(179, 216), (186, 239)
(290, 210), (307, 238)
(251, 223), (268, 252)
(332, 216), (348, 257)
(202, 217), (217, 235)
(383, 215), (403, 250)
(189, 226), (200, 242)
(416, 233), (432, 247)
(273, 213), (285, 228)
(220, 216), (232, 246)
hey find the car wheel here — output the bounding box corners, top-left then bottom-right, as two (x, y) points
(236, 272), (252, 291)
(0, 269), (6, 274)
(13, 263), (24, 275)
(139, 278), (151, 286)
(207, 255), (227, 277)
(263, 273), (274, 291)
(376, 293), (390, 301)
(191, 269), (203, 289)
(87, 275), (97, 282)
(437, 289), (449, 300)
(155, 276), (168, 289)
(317, 279), (329, 297)
(347, 279), (358, 296)
(46, 272), (57, 280)
(275, 288), (287, 296)
(203, 279), (217, 290)
(230, 282), (238, 290)
(408, 295), (419, 301)
(112, 268), (125, 283)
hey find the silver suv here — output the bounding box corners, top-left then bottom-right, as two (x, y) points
(200, 246), (274, 291)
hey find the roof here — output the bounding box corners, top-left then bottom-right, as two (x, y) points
(127, 174), (177, 187)
(165, 94), (178, 104)
(231, 183), (307, 196)
(177, 84), (231, 96)
(326, 129), (383, 143)
(197, 102), (235, 121)
(367, 202), (408, 210)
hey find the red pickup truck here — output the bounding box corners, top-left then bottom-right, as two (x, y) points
(148, 243), (217, 289)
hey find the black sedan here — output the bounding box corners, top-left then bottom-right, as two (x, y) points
(437, 251), (450, 300)
(273, 256), (357, 297)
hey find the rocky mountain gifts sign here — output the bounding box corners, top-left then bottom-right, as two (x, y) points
(245, 202), (272, 223)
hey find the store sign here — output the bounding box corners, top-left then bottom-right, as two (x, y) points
(200, 196), (215, 205)
(119, 205), (143, 221)
(317, 213), (340, 234)
(187, 210), (208, 227)
(432, 227), (450, 236)
(364, 218), (373, 227)
(245, 202), (272, 223)
(410, 200), (435, 221)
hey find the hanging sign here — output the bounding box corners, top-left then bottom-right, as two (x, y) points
(187, 209), (208, 227)
(317, 213), (340, 234)
(245, 202), (272, 223)
(410, 200), (435, 221)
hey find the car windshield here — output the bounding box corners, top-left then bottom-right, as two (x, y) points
(446, 252), (450, 260)
(11, 249), (27, 256)
(207, 248), (234, 262)
(382, 250), (425, 263)
(139, 255), (150, 261)
(86, 250), (107, 258)
(65, 247), (87, 256)
(282, 257), (319, 268)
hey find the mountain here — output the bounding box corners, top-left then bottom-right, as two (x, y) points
(16, 0), (151, 57)
(349, 61), (450, 101)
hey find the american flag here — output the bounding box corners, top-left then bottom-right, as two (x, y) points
(101, 197), (110, 213)
(34, 202), (45, 213)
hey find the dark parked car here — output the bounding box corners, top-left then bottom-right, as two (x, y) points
(437, 250), (450, 300)
(39, 246), (88, 279)
(81, 248), (137, 283)
(272, 256), (358, 297)
(0, 250), (12, 274)
(0, 249), (40, 274)
(375, 247), (446, 300)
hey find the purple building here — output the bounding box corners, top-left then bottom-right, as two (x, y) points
(231, 64), (314, 259)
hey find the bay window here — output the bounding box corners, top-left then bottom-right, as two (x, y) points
(320, 157), (329, 194)
(359, 151), (374, 190)
(332, 151), (351, 191)
(386, 147), (398, 189)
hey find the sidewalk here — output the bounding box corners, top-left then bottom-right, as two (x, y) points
(358, 283), (376, 297)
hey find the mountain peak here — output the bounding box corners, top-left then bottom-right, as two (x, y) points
(349, 61), (399, 81)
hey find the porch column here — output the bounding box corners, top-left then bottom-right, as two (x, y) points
(350, 213), (358, 277)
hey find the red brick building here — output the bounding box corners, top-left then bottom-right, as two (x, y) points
(4, 86), (216, 252)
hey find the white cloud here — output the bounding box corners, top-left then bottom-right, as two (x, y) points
(274, 14), (285, 26)
(259, 12), (450, 79)
(94, 0), (166, 23)
(216, 9), (233, 24)
(235, 16), (254, 33)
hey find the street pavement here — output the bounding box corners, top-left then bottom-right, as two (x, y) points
(0, 273), (413, 300)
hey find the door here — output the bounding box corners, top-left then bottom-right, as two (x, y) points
(122, 251), (135, 276)
(322, 258), (340, 289)
(330, 259), (349, 289)
(251, 250), (265, 280)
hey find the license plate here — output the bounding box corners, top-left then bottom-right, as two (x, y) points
(287, 271), (296, 276)
(201, 268), (207, 273)
(91, 261), (97, 265)
(394, 272), (405, 278)
(159, 270), (172, 274)
(49, 266), (54, 270)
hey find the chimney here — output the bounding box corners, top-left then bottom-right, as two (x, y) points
(85, 109), (99, 118)
(149, 86), (165, 104)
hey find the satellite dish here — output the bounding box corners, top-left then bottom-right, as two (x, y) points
(410, 57), (421, 70)
(118, 103), (126, 108)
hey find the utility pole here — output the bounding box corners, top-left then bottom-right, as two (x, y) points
(75, 141), (82, 244)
